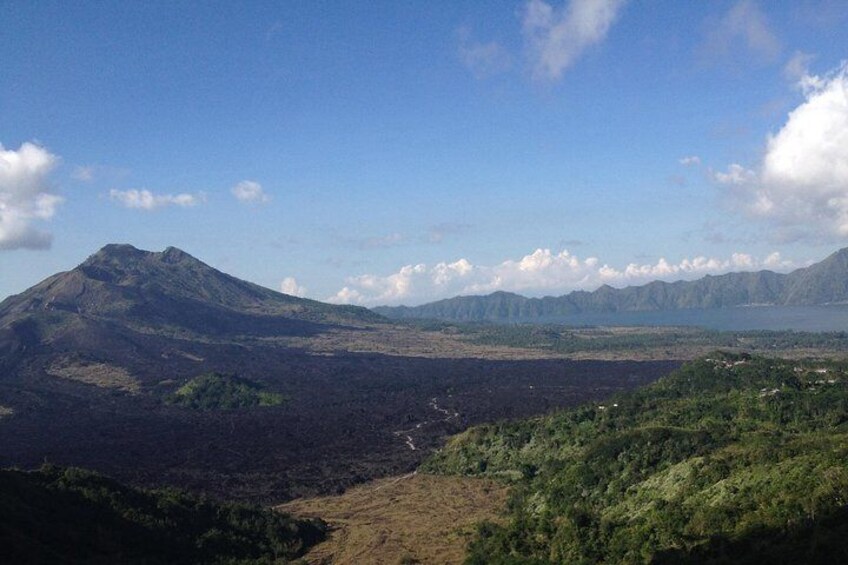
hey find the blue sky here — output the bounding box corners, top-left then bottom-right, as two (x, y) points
(2, 1), (848, 305)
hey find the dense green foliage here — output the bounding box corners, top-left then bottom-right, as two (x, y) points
(0, 465), (325, 564)
(167, 372), (285, 410)
(423, 353), (848, 563)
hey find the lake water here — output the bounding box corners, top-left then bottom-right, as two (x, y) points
(538, 305), (848, 332)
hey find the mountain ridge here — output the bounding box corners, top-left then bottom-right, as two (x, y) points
(374, 247), (848, 322)
(0, 243), (382, 330)
(0, 244), (383, 367)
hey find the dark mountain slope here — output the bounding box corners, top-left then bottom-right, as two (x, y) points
(0, 244), (382, 347)
(375, 248), (848, 322)
(783, 246), (848, 305)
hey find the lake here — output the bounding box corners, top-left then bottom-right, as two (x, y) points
(539, 305), (848, 332)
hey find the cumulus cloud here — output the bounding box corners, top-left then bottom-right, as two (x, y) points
(712, 163), (757, 186)
(109, 188), (204, 211)
(0, 141), (62, 250)
(328, 248), (797, 306)
(679, 156), (701, 167)
(457, 27), (513, 79)
(231, 180), (270, 204)
(280, 276), (307, 297)
(522, 0), (626, 81)
(700, 0), (781, 64)
(716, 61), (848, 239)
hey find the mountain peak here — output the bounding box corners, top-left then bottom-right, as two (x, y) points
(82, 244), (203, 271)
(84, 243), (147, 263)
(160, 246), (193, 264)
(1, 243), (382, 339)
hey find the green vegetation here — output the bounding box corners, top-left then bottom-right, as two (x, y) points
(167, 372), (285, 410)
(409, 320), (848, 357)
(423, 353), (848, 563)
(472, 325), (848, 355)
(0, 465), (325, 564)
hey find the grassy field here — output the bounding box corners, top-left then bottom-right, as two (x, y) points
(278, 473), (508, 564)
(46, 358), (140, 393)
(276, 322), (848, 362)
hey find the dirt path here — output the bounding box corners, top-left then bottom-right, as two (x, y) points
(278, 473), (508, 565)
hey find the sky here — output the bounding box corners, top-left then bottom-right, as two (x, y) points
(2, 0), (848, 306)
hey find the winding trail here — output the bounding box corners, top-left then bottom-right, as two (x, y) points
(392, 397), (460, 451)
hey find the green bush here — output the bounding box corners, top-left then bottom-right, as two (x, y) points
(167, 372), (285, 410)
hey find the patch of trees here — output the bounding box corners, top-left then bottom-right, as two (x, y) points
(0, 465), (326, 564)
(423, 353), (848, 563)
(167, 372), (286, 410)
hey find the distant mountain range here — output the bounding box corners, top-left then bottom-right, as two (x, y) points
(374, 247), (848, 322)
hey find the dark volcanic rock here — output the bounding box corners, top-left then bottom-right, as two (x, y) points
(0, 243), (679, 503)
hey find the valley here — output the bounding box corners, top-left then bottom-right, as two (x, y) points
(0, 245), (675, 502)
(0, 338), (674, 502)
(3, 244), (848, 563)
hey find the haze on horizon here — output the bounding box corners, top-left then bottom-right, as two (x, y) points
(2, 1), (848, 307)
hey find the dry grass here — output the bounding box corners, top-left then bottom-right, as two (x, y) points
(278, 473), (509, 565)
(272, 325), (572, 360)
(47, 359), (140, 393)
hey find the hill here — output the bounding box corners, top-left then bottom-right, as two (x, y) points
(374, 247), (848, 322)
(423, 353), (848, 563)
(0, 465), (325, 564)
(0, 243), (380, 350)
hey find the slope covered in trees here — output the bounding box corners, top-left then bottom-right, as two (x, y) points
(423, 354), (848, 563)
(0, 465), (326, 564)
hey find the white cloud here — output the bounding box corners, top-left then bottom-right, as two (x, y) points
(231, 180), (270, 204)
(109, 188), (204, 211)
(716, 61), (848, 239)
(679, 156), (701, 167)
(522, 0), (626, 81)
(280, 276), (307, 297)
(701, 0), (780, 64)
(328, 248), (797, 306)
(72, 165), (95, 182)
(712, 163), (756, 186)
(457, 28), (513, 79)
(763, 251), (794, 269)
(0, 141), (62, 250)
